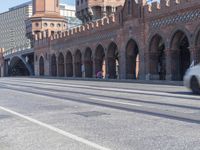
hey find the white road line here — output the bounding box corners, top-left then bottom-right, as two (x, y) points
(1, 80), (198, 99)
(90, 97), (142, 107)
(0, 106), (111, 150)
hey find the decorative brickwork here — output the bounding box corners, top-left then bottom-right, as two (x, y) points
(32, 0), (200, 81)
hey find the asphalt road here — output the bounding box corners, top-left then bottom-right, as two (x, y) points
(0, 77), (200, 150)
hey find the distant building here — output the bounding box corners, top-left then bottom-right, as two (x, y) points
(0, 2), (32, 53)
(76, 0), (125, 23)
(0, 1), (81, 52)
(60, 4), (82, 28)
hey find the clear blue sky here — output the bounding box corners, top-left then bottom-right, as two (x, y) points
(0, 0), (75, 13)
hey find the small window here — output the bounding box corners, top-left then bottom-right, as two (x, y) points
(35, 22), (39, 27)
(43, 23), (48, 27)
(57, 23), (61, 27)
(50, 23), (55, 27)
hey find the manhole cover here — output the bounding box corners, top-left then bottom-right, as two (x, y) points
(0, 115), (11, 120)
(73, 111), (109, 117)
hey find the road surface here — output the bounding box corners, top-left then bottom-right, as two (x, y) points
(0, 77), (199, 150)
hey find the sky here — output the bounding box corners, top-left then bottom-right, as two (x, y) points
(0, 0), (75, 13)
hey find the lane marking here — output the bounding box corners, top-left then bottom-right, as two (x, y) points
(1, 79), (198, 100)
(0, 106), (111, 150)
(90, 97), (142, 107)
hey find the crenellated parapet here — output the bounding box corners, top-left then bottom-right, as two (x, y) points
(34, 14), (117, 47)
(144, 0), (200, 18)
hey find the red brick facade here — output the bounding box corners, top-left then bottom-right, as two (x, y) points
(34, 0), (200, 81)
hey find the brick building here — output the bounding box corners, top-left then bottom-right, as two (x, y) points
(1, 0), (200, 81)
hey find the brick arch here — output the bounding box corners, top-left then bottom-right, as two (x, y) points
(148, 34), (166, 80)
(125, 39), (139, 79)
(193, 25), (200, 47)
(169, 28), (192, 50)
(95, 44), (106, 78)
(147, 30), (168, 48)
(169, 29), (191, 81)
(74, 49), (82, 77)
(107, 42), (119, 79)
(58, 52), (65, 77)
(148, 31), (168, 50)
(66, 51), (73, 77)
(84, 47), (93, 78)
(51, 54), (57, 76)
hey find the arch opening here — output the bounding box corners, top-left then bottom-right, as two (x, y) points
(84, 48), (93, 78)
(75, 50), (82, 77)
(95, 45), (106, 78)
(51, 54), (57, 76)
(39, 56), (44, 76)
(149, 35), (166, 80)
(66, 51), (73, 77)
(170, 31), (190, 81)
(126, 39), (139, 79)
(8, 57), (30, 76)
(107, 43), (119, 79)
(58, 53), (65, 77)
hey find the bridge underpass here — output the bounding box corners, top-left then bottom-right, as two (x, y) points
(3, 49), (34, 77)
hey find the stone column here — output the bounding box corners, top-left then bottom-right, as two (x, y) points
(72, 54), (76, 77)
(119, 49), (126, 79)
(165, 49), (172, 81)
(144, 52), (150, 80)
(101, 6), (107, 17)
(64, 53), (67, 77)
(93, 57), (96, 78)
(34, 54), (39, 76)
(148, 52), (159, 80)
(45, 53), (50, 76)
(105, 51), (109, 79)
(0, 49), (4, 77)
(191, 46), (200, 65)
(56, 54), (59, 77)
(138, 49), (145, 80)
(168, 49), (180, 81)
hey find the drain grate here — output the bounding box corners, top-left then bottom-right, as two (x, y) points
(73, 111), (109, 117)
(0, 115), (11, 120)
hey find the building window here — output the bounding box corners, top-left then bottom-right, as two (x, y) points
(43, 23), (48, 27)
(57, 23), (61, 27)
(77, 0), (79, 6)
(35, 22), (39, 27)
(50, 23), (55, 27)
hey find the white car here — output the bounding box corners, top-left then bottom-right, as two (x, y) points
(184, 63), (200, 94)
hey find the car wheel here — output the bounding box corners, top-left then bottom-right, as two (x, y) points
(190, 76), (200, 94)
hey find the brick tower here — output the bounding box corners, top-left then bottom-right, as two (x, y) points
(76, 0), (125, 23)
(26, 0), (67, 38)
